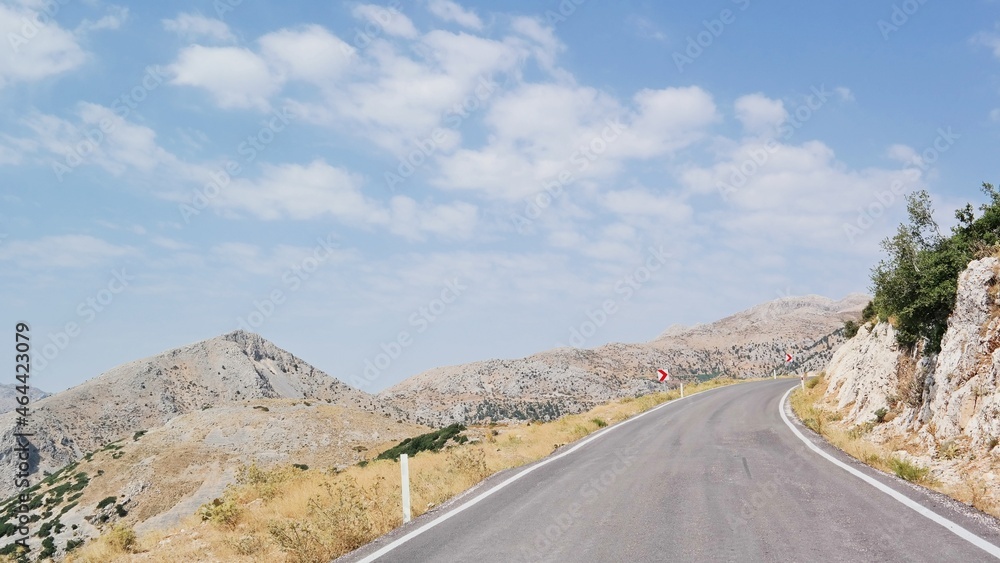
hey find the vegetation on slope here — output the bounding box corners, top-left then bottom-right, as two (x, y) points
(67, 378), (748, 563)
(869, 183), (1000, 353)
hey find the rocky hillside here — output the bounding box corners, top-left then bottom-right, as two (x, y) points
(824, 258), (1000, 454)
(0, 331), (394, 501)
(0, 398), (425, 559)
(381, 294), (867, 426)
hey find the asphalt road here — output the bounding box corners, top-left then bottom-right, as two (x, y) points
(338, 379), (1000, 562)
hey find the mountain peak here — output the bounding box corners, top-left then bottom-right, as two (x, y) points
(0, 329), (384, 499)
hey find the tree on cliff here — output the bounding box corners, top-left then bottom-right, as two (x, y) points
(870, 183), (1000, 353)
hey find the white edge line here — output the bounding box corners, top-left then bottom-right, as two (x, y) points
(354, 382), (732, 562)
(779, 386), (1000, 559)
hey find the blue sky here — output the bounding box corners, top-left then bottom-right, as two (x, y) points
(2, 0), (999, 393)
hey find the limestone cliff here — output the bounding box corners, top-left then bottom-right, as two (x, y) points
(824, 257), (1000, 453)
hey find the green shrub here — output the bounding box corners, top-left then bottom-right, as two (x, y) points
(805, 377), (820, 389)
(97, 496), (117, 509)
(843, 319), (860, 338)
(874, 407), (889, 423)
(590, 418), (608, 428)
(66, 538), (85, 552)
(39, 536), (56, 559)
(870, 185), (1000, 353)
(375, 424), (468, 461)
(133, 430), (146, 441)
(293, 464), (309, 471)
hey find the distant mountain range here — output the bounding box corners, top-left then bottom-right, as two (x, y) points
(379, 294), (869, 425)
(0, 383), (49, 415)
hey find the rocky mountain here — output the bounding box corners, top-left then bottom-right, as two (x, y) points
(0, 330), (395, 500)
(380, 294), (868, 426)
(0, 384), (49, 414)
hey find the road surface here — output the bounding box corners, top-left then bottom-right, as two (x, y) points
(338, 379), (1000, 562)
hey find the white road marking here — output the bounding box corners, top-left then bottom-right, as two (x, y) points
(352, 383), (727, 562)
(779, 386), (1000, 559)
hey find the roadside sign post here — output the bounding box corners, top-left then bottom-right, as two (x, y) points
(401, 453), (411, 523)
(680, 382), (684, 398)
(800, 373), (805, 391)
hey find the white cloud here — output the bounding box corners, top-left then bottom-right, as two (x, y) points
(162, 12), (234, 42)
(219, 160), (380, 222)
(76, 5), (128, 33)
(433, 84), (717, 201)
(387, 196), (478, 240)
(628, 15), (667, 42)
(310, 29), (527, 153)
(734, 93), (787, 134)
(0, 235), (136, 269)
(0, 3), (86, 88)
(168, 45), (278, 110)
(973, 29), (1000, 59)
(352, 4), (419, 39)
(210, 160), (479, 240)
(510, 16), (564, 72)
(681, 138), (925, 251)
(603, 188), (692, 221)
(428, 0), (484, 31)
(21, 103), (180, 177)
(259, 25), (353, 84)
(835, 86), (855, 102)
(623, 86), (719, 157)
(886, 143), (920, 165)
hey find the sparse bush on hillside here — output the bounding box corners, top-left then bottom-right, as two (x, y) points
(874, 407), (889, 423)
(843, 319), (860, 339)
(236, 463), (293, 500)
(889, 456), (932, 484)
(375, 423), (467, 461)
(870, 184), (1000, 353)
(198, 494), (242, 529)
(96, 496), (117, 510)
(105, 524), (137, 553)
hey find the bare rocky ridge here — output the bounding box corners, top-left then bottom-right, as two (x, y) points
(0, 384), (49, 415)
(0, 330), (394, 500)
(381, 294), (868, 426)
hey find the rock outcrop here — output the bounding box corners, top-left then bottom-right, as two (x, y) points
(824, 257), (1000, 451)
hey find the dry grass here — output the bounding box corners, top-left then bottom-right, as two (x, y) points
(68, 377), (748, 562)
(789, 378), (1000, 516)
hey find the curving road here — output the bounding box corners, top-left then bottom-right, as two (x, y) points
(338, 379), (1000, 562)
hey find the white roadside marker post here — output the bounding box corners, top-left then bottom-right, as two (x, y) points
(401, 453), (411, 524)
(680, 382), (684, 398)
(800, 372), (805, 391)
